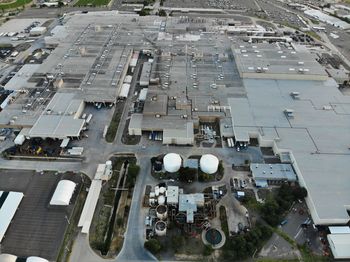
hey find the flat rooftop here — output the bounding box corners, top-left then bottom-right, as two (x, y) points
(232, 42), (328, 80)
(230, 78), (350, 225)
(28, 93), (85, 139)
(250, 163), (296, 181)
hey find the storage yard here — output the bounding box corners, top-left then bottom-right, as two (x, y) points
(0, 170), (82, 261)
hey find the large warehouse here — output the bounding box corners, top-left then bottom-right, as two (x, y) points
(28, 93), (85, 139)
(232, 42), (329, 80)
(229, 77), (350, 225)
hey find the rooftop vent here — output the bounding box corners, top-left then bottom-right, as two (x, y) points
(284, 109), (294, 118)
(290, 92), (300, 99)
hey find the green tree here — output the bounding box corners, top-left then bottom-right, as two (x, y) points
(292, 186), (307, 200)
(144, 239), (162, 254)
(158, 9), (166, 16)
(179, 167), (196, 182)
(126, 164), (140, 188)
(203, 245), (214, 256)
(171, 235), (184, 252)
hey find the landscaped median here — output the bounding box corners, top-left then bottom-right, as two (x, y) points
(89, 155), (140, 257)
(0, 0), (31, 10)
(74, 0), (110, 7)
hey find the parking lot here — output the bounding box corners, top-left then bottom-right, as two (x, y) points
(0, 170), (82, 260)
(280, 201), (323, 255)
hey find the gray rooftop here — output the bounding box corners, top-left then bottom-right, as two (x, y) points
(250, 163), (296, 181)
(230, 78), (350, 225)
(232, 42), (328, 80)
(28, 93), (85, 139)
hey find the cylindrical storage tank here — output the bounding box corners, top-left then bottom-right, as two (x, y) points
(156, 204), (168, 220)
(150, 192), (155, 198)
(163, 153), (182, 173)
(155, 220), (167, 236)
(0, 254), (17, 262)
(27, 257), (49, 262)
(159, 187), (166, 194)
(158, 195), (165, 205)
(200, 154), (219, 174)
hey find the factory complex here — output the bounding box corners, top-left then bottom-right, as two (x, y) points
(0, 10), (349, 261)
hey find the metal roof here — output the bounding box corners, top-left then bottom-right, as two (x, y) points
(0, 191), (24, 243)
(232, 78), (350, 225)
(327, 234), (350, 259)
(28, 93), (85, 139)
(250, 163), (297, 181)
(50, 180), (76, 206)
(166, 186), (179, 204)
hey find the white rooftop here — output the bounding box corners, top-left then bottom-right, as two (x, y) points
(28, 93), (85, 139)
(166, 186), (179, 204)
(327, 234), (350, 259)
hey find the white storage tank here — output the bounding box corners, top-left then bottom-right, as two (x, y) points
(159, 187), (166, 194)
(200, 154), (219, 174)
(156, 204), (168, 220)
(150, 192), (155, 198)
(155, 220), (167, 236)
(158, 195), (166, 205)
(163, 153), (182, 173)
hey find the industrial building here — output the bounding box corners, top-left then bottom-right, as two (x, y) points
(232, 42), (329, 80)
(250, 163), (297, 187)
(28, 93), (85, 139)
(228, 77), (350, 226)
(304, 9), (350, 29)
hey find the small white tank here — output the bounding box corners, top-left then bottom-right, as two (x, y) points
(159, 187), (166, 194)
(158, 195), (166, 205)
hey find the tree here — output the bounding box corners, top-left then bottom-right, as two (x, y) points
(179, 167), (196, 182)
(144, 239), (162, 254)
(158, 9), (166, 16)
(203, 245), (214, 256)
(171, 235), (184, 252)
(218, 161), (224, 176)
(126, 164), (140, 187)
(292, 186), (307, 200)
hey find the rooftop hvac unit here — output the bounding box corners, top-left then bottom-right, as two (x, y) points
(290, 92), (300, 99)
(284, 109), (294, 118)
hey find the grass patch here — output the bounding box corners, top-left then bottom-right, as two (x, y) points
(306, 31), (321, 41)
(74, 0), (110, 6)
(105, 101), (125, 143)
(0, 0), (31, 10)
(219, 206), (229, 236)
(90, 205), (112, 250)
(298, 244), (329, 262)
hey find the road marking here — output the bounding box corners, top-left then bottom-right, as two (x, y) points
(294, 227), (303, 239)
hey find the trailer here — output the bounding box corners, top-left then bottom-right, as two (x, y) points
(86, 114), (93, 124)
